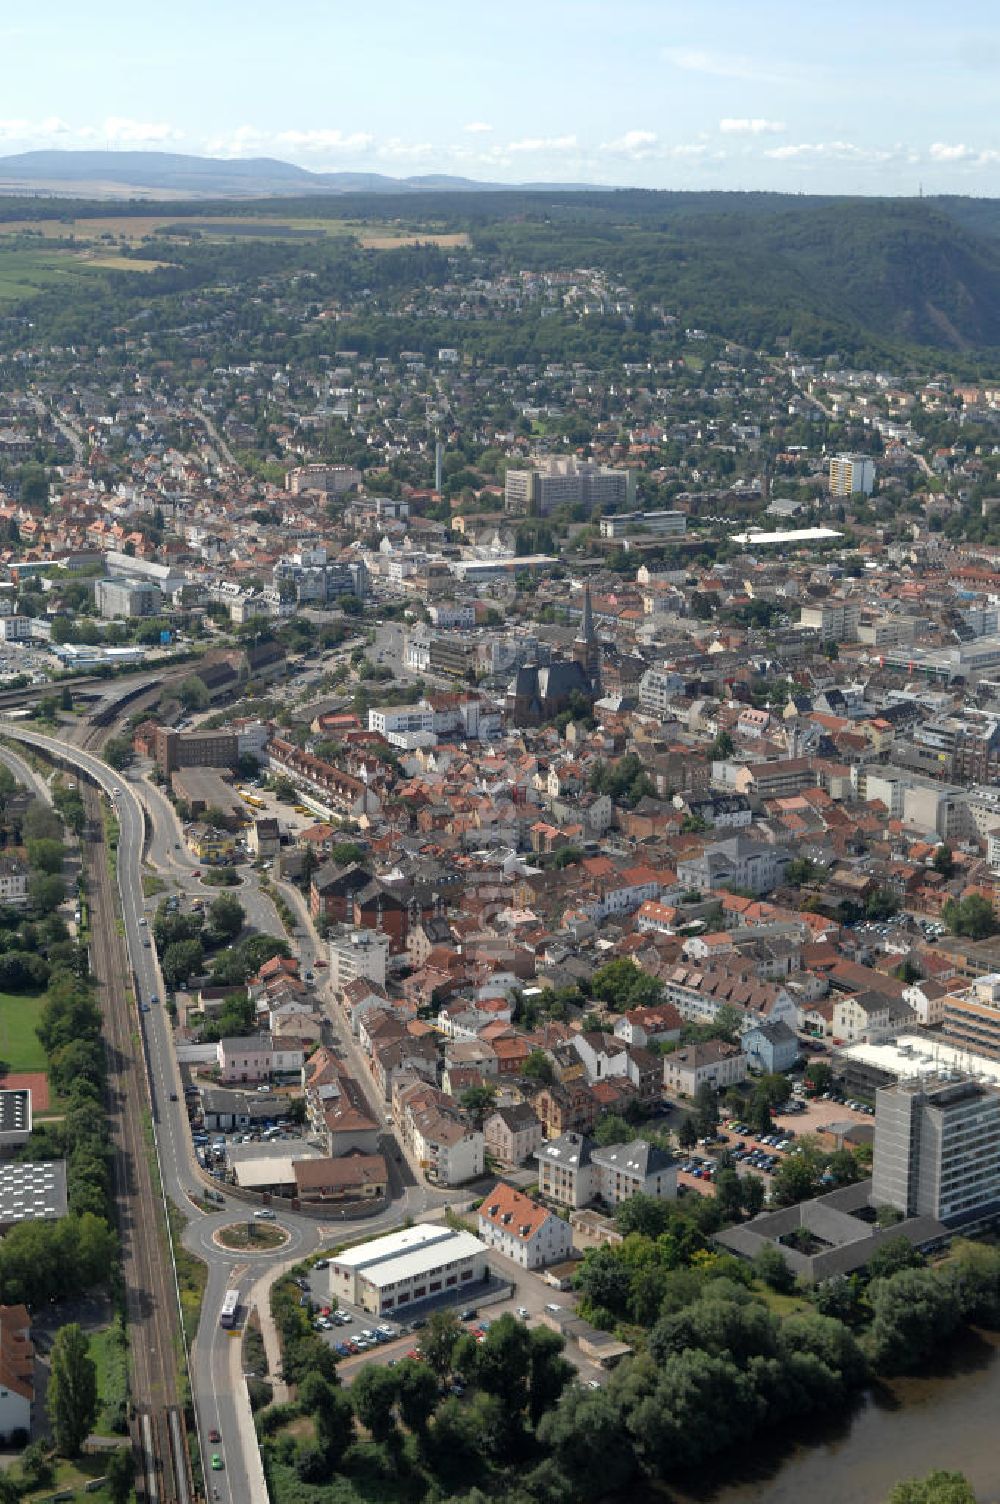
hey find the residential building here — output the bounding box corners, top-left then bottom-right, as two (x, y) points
(328, 1223), (489, 1315)
(292, 1155), (387, 1204)
(0, 857), (28, 908)
(663, 1040), (748, 1097)
(675, 836), (792, 896)
(484, 1103), (544, 1169)
(95, 576), (162, 618)
(535, 1131), (595, 1208)
(248, 818), (281, 859)
(0, 1305), (32, 1442)
(873, 1075), (1000, 1226)
(943, 973), (1000, 1057)
(329, 927), (389, 993)
(590, 1139), (677, 1206)
(217, 1034), (272, 1084)
(829, 453), (875, 496)
(740, 1020), (799, 1074)
(478, 1182), (574, 1268)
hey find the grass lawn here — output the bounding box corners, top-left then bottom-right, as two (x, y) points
(752, 1279), (812, 1318)
(20, 1453), (115, 1503)
(0, 990), (48, 1073)
(142, 872), (167, 897)
(217, 1222), (288, 1251)
(88, 1319), (129, 1437)
(168, 1204), (207, 1348)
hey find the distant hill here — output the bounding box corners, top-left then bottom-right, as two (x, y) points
(0, 149), (600, 199)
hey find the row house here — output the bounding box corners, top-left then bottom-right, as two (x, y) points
(484, 1102), (544, 1169)
(395, 1081), (484, 1186)
(570, 1031), (661, 1101)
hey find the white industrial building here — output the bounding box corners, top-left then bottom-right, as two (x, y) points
(328, 1223), (489, 1315)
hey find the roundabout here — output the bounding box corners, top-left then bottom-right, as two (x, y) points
(214, 1219), (290, 1252)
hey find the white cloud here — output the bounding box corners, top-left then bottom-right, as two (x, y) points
(719, 118), (785, 136)
(602, 129), (659, 158)
(204, 124), (273, 157)
(276, 129), (374, 154)
(506, 134), (578, 154)
(663, 47), (785, 84)
(765, 140), (892, 162)
(101, 116), (182, 146)
(376, 139), (435, 162)
(462, 121), (493, 134)
(929, 142), (974, 162)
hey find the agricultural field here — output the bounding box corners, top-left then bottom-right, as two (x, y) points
(0, 212), (469, 250)
(0, 244), (162, 302)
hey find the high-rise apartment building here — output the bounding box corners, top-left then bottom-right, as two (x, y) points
(873, 1074), (1000, 1225)
(828, 453), (875, 496)
(504, 457), (636, 516)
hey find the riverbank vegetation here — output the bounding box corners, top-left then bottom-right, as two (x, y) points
(256, 1208), (1000, 1504)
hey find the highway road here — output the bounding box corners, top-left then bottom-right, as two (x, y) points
(0, 722), (459, 1504)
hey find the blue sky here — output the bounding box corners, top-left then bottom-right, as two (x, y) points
(3, 0), (1000, 193)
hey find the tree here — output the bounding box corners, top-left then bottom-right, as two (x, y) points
(104, 1446), (135, 1504)
(594, 1112), (632, 1146)
(753, 1244), (796, 1293)
(943, 894), (998, 940)
(713, 1167), (744, 1224)
(537, 1385), (638, 1502)
(886, 1474), (976, 1504)
(867, 1267), (961, 1375)
(48, 1323), (98, 1456)
(694, 1081), (719, 1139)
(748, 1093), (774, 1138)
(30, 872), (65, 915)
(26, 838), (65, 875)
(103, 736), (133, 771)
(422, 1309), (463, 1380)
(932, 845), (955, 878)
(678, 1115), (698, 1150)
(741, 1173), (766, 1218)
(521, 1049), (554, 1085)
(459, 1083), (497, 1129)
(804, 1059), (833, 1095)
(350, 1364), (398, 1442)
(207, 894), (245, 943)
(178, 675), (209, 712)
(395, 1358), (439, 1434)
(709, 730), (734, 761)
(161, 938), (204, 988)
(590, 957), (663, 1011)
(527, 1323), (574, 1424)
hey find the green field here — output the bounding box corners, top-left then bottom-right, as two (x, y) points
(0, 246), (151, 303)
(0, 990), (48, 1072)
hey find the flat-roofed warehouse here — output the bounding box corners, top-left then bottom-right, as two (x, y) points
(169, 767), (244, 822)
(328, 1223), (489, 1315)
(0, 1161), (67, 1230)
(0, 1088), (31, 1148)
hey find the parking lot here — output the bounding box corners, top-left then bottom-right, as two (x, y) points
(293, 1255), (609, 1388)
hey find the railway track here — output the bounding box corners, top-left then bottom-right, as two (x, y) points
(79, 763), (194, 1504)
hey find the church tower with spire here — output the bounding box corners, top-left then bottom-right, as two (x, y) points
(573, 581), (602, 694)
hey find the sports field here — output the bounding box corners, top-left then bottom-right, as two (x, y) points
(0, 990), (48, 1073)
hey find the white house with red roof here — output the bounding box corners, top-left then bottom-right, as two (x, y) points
(477, 1182), (573, 1269)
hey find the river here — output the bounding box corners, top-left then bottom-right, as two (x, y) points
(695, 1328), (1000, 1504)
